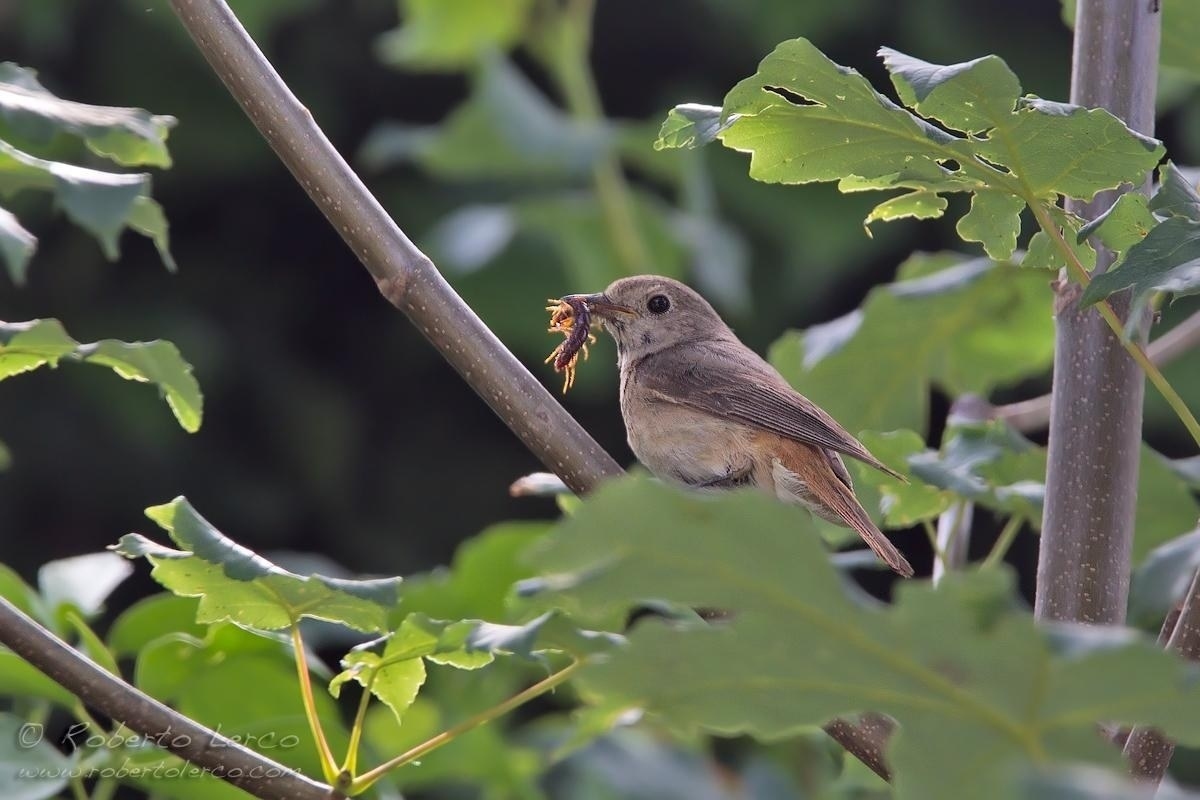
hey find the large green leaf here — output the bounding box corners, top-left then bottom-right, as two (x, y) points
(658, 40), (1163, 261)
(0, 319), (202, 432)
(1129, 527), (1200, 628)
(376, 0), (533, 71)
(112, 497), (400, 633)
(526, 476), (1200, 800)
(0, 62), (174, 167)
(768, 254), (1054, 435)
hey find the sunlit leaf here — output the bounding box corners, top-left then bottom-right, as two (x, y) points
(376, 0), (533, 71)
(112, 497), (400, 633)
(0, 62), (174, 167)
(0, 319), (202, 432)
(0, 206), (34, 284)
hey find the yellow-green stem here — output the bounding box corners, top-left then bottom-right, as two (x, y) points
(341, 678), (374, 776)
(922, 519), (948, 563)
(983, 516), (1024, 569)
(290, 625), (339, 785)
(1030, 201), (1200, 447)
(553, 0), (650, 273)
(349, 660), (584, 794)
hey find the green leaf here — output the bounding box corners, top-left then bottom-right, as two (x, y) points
(526, 476), (1200, 800)
(0, 206), (35, 284)
(37, 552), (132, 621)
(769, 254), (1054, 435)
(0, 62), (175, 167)
(1133, 445), (1200, 564)
(107, 594), (204, 658)
(112, 497), (400, 633)
(0, 319), (203, 432)
(879, 50), (1020, 135)
(1077, 192), (1157, 253)
(333, 611), (615, 725)
(956, 190), (1025, 260)
(1129, 527), (1200, 628)
(653, 104), (732, 151)
(398, 521), (549, 620)
(1149, 163), (1200, 221)
(0, 650), (76, 707)
(850, 430), (952, 528)
(909, 420), (1046, 526)
(516, 191), (686, 289)
(864, 190), (948, 226)
(0, 712), (73, 800)
(362, 56), (609, 180)
(376, 0), (533, 71)
(1079, 216), (1200, 307)
(1162, 0), (1200, 78)
(699, 40), (1162, 259)
(63, 609), (121, 677)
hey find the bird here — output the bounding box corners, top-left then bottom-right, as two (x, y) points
(562, 275), (914, 577)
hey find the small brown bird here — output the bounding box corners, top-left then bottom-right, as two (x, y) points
(565, 275), (914, 577)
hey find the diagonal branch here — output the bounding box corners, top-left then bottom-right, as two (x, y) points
(166, 0), (620, 496)
(0, 597), (341, 800)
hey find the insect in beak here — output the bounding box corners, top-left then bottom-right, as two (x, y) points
(560, 293), (636, 319)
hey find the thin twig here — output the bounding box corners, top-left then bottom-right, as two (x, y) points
(0, 597), (340, 800)
(995, 310), (1200, 433)
(1122, 563), (1200, 782)
(166, 0), (621, 496)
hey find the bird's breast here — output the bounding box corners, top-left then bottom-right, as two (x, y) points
(620, 389), (756, 487)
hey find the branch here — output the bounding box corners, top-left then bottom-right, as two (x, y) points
(157, 0), (893, 782)
(1122, 563), (1200, 782)
(822, 713), (894, 782)
(1034, 0), (1161, 625)
(998, 309), (1200, 433)
(166, 0), (621, 496)
(0, 597), (340, 800)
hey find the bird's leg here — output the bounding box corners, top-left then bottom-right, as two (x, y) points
(692, 464), (754, 489)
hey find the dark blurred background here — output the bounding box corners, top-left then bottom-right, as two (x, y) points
(0, 0), (1196, 594)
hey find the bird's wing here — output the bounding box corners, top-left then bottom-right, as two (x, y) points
(636, 341), (905, 481)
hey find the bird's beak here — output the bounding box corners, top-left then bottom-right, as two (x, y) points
(562, 293), (636, 319)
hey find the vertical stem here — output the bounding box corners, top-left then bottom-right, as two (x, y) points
(932, 501), (972, 586)
(290, 625), (339, 784)
(1034, 0), (1161, 624)
(551, 0), (651, 273)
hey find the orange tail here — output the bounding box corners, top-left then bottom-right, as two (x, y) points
(770, 438), (915, 578)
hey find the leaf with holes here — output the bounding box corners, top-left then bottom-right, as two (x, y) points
(112, 497), (400, 633)
(657, 40), (1162, 261)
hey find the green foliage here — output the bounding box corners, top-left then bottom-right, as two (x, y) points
(377, 0), (533, 71)
(657, 40), (1162, 264)
(0, 319), (202, 433)
(527, 476), (1200, 800)
(769, 253), (1054, 435)
(1081, 164), (1200, 309)
(114, 497), (400, 632)
(0, 63), (174, 282)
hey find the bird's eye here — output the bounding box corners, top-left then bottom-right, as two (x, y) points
(647, 294), (670, 314)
